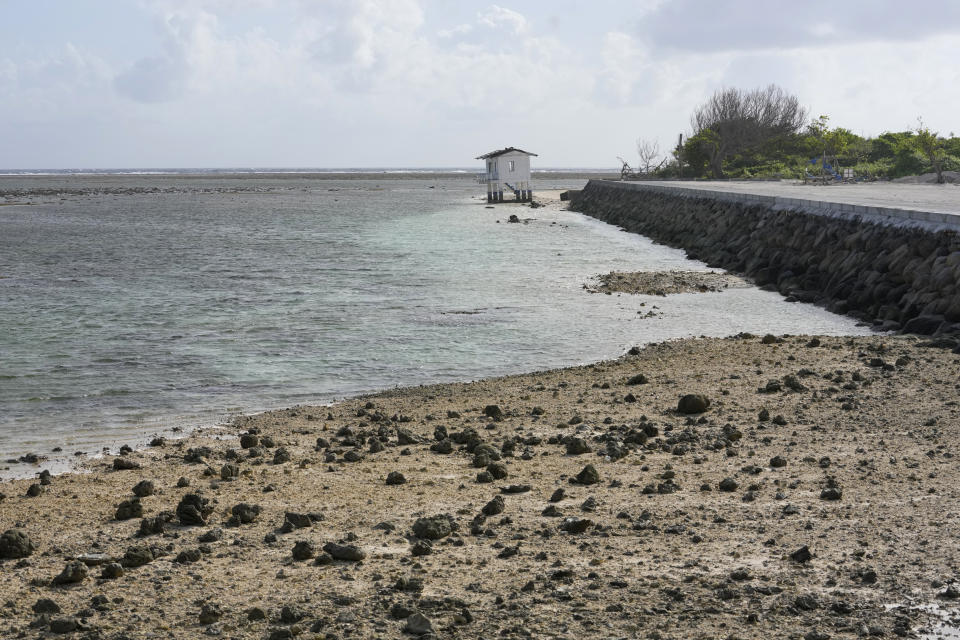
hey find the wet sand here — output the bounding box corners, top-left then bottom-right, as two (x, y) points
(2, 331), (960, 639)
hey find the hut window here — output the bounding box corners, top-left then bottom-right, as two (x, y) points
(508, 160), (515, 172)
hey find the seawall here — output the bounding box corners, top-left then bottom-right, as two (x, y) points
(571, 180), (960, 336)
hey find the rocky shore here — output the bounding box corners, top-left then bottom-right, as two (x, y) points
(2, 332), (960, 639)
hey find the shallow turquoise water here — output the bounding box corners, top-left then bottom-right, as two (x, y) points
(0, 174), (869, 476)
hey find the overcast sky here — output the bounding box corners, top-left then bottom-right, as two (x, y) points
(2, 0), (959, 169)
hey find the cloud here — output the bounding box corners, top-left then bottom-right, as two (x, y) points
(478, 5), (528, 35)
(635, 0), (960, 53)
(114, 55), (187, 103)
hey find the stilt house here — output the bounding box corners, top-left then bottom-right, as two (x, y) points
(476, 147), (537, 202)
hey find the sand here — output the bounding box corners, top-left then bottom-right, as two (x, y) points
(2, 331), (960, 639)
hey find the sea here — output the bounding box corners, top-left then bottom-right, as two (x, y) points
(0, 169), (871, 478)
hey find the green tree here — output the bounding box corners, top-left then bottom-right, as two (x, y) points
(914, 118), (947, 183)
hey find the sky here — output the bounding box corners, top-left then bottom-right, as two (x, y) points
(1, 0), (959, 169)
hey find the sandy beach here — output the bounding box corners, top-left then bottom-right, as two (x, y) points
(2, 326), (960, 639)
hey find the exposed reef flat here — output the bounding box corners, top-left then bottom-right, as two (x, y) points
(586, 270), (751, 296)
(2, 333), (960, 638)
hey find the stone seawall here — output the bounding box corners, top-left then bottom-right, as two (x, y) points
(572, 180), (960, 336)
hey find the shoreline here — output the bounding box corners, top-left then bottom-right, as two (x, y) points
(0, 189), (579, 481)
(2, 331), (958, 638)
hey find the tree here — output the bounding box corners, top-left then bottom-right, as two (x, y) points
(914, 117), (947, 183)
(636, 138), (661, 174)
(690, 84), (807, 178)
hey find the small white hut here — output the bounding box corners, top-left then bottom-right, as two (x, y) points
(476, 147), (537, 203)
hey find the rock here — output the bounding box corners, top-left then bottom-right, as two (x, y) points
(500, 484), (531, 494)
(52, 561), (88, 585)
(549, 488), (566, 502)
(198, 528), (224, 543)
(283, 513), (312, 530)
(0, 528), (35, 559)
(560, 517), (594, 533)
(790, 545), (812, 563)
(940, 585), (960, 599)
(291, 541), (316, 561)
(220, 463), (240, 480)
(138, 515), (166, 537)
(430, 439), (453, 454)
(541, 505), (563, 517)
(120, 545), (154, 568)
(405, 612), (434, 635)
(410, 540), (433, 556)
(820, 487), (843, 501)
(565, 438), (592, 455)
(230, 503), (261, 525)
(279, 605), (304, 623)
(396, 429), (418, 445)
(508, 214), (520, 223)
(26, 483), (42, 497)
(718, 477), (738, 492)
(247, 607), (267, 621)
(272, 448), (291, 464)
(482, 495), (505, 516)
(626, 373), (649, 385)
(483, 405), (504, 421)
(572, 464), (600, 485)
(132, 480), (155, 497)
(323, 542), (366, 561)
(113, 457), (141, 471)
(32, 598), (61, 614)
(175, 548), (202, 564)
(176, 493), (213, 526)
(386, 471), (407, 485)
(49, 617), (80, 634)
(412, 515), (456, 540)
(770, 456), (787, 468)
(100, 563), (124, 579)
(239, 434), (258, 449)
(343, 449), (364, 462)
(487, 461), (508, 479)
(115, 497), (143, 520)
(198, 603), (222, 624)
(677, 394), (710, 414)
(475, 470), (494, 483)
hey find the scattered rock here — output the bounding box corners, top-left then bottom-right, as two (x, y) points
(115, 497), (143, 521)
(677, 394), (710, 414)
(571, 464), (600, 485)
(132, 480), (155, 497)
(412, 515), (457, 540)
(120, 545), (154, 568)
(229, 503), (261, 525)
(100, 563), (124, 579)
(482, 495), (505, 516)
(404, 612), (434, 635)
(386, 471), (407, 485)
(112, 457), (141, 471)
(322, 542), (366, 562)
(718, 477), (738, 492)
(52, 561), (88, 585)
(790, 546), (812, 563)
(291, 541), (316, 561)
(0, 529), (35, 559)
(198, 603), (222, 625)
(176, 493), (213, 526)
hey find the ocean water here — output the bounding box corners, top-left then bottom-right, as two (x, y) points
(0, 173), (870, 477)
